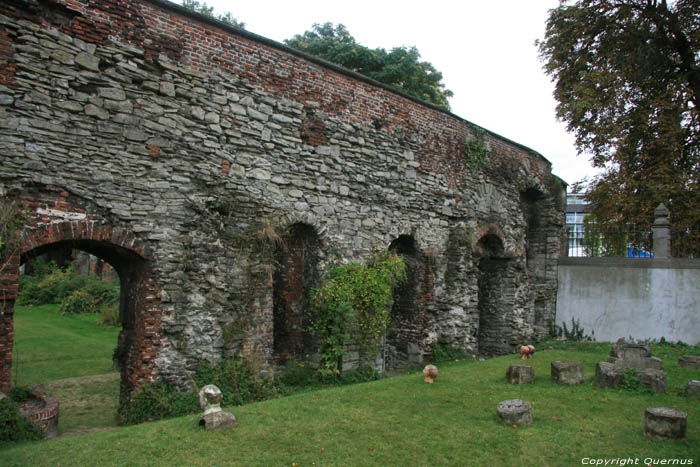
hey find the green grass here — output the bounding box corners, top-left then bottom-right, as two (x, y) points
(3, 342), (698, 466)
(10, 304), (120, 436)
(11, 304), (120, 386)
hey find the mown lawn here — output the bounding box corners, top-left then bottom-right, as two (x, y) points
(3, 339), (698, 466)
(10, 304), (120, 436)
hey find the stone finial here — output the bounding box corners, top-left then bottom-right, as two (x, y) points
(198, 384), (237, 430)
(199, 384), (223, 415)
(423, 364), (438, 383)
(652, 203), (671, 258)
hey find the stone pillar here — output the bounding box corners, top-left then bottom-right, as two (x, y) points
(651, 203), (671, 259)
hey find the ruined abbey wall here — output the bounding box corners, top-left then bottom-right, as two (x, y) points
(0, 0), (564, 395)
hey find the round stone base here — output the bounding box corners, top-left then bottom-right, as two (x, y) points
(497, 399), (532, 426)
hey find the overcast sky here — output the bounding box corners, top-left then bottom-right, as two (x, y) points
(195, 0), (600, 186)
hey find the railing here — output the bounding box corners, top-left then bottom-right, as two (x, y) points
(565, 225), (652, 258)
(671, 230), (700, 259)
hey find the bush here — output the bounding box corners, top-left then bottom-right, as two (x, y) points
(19, 258), (120, 317)
(194, 355), (278, 407)
(60, 290), (94, 314)
(118, 381), (199, 426)
(0, 398), (42, 442)
(429, 342), (469, 363)
(98, 303), (120, 327)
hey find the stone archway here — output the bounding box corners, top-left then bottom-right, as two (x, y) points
(0, 220), (161, 404)
(475, 233), (515, 357)
(385, 234), (426, 369)
(272, 222), (321, 363)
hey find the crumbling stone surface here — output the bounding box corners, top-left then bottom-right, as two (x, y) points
(678, 355), (700, 370)
(639, 368), (667, 394)
(608, 339), (662, 369)
(506, 364), (534, 384)
(551, 361), (584, 385)
(595, 362), (623, 389)
(497, 399), (533, 426)
(0, 0), (565, 396)
(644, 407), (687, 440)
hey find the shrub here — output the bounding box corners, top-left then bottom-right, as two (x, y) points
(0, 398), (42, 442)
(194, 355), (278, 407)
(118, 381), (199, 426)
(19, 258), (120, 317)
(98, 303), (120, 327)
(429, 342), (469, 363)
(60, 290), (94, 314)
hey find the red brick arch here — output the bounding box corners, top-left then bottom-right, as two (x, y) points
(0, 214), (163, 401)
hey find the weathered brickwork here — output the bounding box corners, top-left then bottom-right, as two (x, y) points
(0, 0), (564, 396)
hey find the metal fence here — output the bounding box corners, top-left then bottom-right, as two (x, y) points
(566, 225), (700, 258)
(565, 225), (653, 258)
(672, 230), (700, 258)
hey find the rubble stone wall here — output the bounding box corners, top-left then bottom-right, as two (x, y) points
(0, 0), (564, 395)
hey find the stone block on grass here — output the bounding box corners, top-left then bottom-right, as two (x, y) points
(595, 362), (623, 389)
(639, 368), (667, 394)
(497, 399), (532, 426)
(686, 380), (700, 397)
(644, 407), (687, 440)
(551, 361), (584, 385)
(678, 355), (700, 370)
(506, 364), (534, 384)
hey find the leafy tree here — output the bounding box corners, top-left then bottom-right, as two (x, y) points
(285, 23), (453, 109)
(181, 0), (245, 29)
(538, 0), (700, 231)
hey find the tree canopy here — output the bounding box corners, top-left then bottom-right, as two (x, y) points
(285, 23), (453, 110)
(538, 0), (700, 230)
(181, 1), (245, 29)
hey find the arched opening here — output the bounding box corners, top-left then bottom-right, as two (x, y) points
(12, 237), (149, 435)
(476, 233), (514, 357)
(520, 187), (551, 334)
(272, 223), (321, 363)
(385, 235), (426, 370)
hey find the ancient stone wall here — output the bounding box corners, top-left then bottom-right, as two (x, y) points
(0, 0), (564, 395)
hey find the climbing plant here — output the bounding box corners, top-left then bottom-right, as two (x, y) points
(463, 127), (489, 168)
(311, 249), (406, 377)
(0, 195), (27, 274)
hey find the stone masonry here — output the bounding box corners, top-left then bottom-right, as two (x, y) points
(0, 0), (564, 398)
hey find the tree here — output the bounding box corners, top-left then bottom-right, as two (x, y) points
(538, 0), (700, 231)
(285, 23), (453, 110)
(181, 1), (245, 29)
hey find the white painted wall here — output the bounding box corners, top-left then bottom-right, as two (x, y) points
(556, 259), (700, 344)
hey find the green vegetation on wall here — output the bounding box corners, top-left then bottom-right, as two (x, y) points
(310, 249), (406, 376)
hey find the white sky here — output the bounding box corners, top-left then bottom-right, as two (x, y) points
(197, 0), (600, 186)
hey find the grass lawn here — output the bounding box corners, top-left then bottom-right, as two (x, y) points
(10, 304), (120, 436)
(11, 304), (120, 386)
(3, 340), (698, 466)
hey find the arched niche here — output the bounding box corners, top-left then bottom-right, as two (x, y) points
(272, 222), (321, 363)
(385, 234), (426, 370)
(475, 233), (514, 357)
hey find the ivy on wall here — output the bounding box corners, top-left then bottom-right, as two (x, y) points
(310, 249), (406, 377)
(463, 127), (490, 168)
